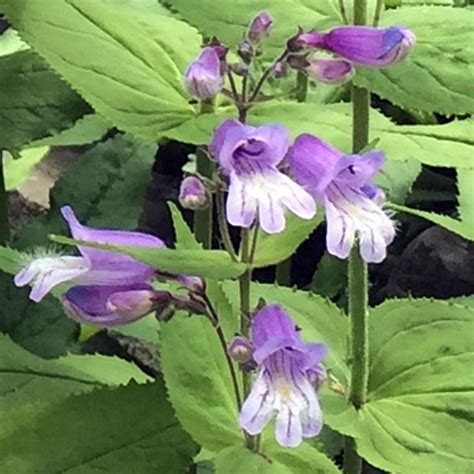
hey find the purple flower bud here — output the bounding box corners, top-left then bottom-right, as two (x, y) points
(228, 336), (254, 364)
(287, 29), (324, 52)
(238, 40), (254, 63)
(305, 57), (354, 84)
(272, 60), (289, 78)
(107, 290), (163, 319)
(184, 47), (223, 100)
(321, 26), (416, 68)
(208, 37), (229, 60)
(247, 11), (273, 43)
(178, 275), (206, 294)
(179, 176), (209, 211)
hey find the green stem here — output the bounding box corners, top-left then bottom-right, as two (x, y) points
(343, 1), (370, 473)
(194, 149), (214, 249)
(295, 71), (308, 103)
(338, 0), (350, 23)
(0, 151), (10, 245)
(372, 0), (384, 26)
(216, 190), (238, 261)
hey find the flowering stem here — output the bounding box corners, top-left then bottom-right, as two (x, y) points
(0, 152), (10, 245)
(343, 1), (370, 473)
(295, 71), (308, 102)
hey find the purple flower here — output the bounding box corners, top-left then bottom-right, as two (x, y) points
(321, 26), (415, 67)
(287, 134), (395, 263)
(210, 120), (316, 234)
(184, 47), (223, 100)
(288, 55), (354, 84)
(247, 11), (273, 43)
(228, 335), (254, 364)
(239, 305), (327, 447)
(179, 176), (209, 210)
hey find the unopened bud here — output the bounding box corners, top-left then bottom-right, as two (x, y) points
(272, 60), (289, 78)
(208, 37), (229, 60)
(237, 40), (254, 64)
(228, 336), (253, 364)
(184, 47), (223, 100)
(107, 290), (169, 319)
(178, 275), (206, 294)
(287, 28), (324, 52)
(288, 55), (353, 85)
(247, 11), (273, 43)
(179, 176), (209, 211)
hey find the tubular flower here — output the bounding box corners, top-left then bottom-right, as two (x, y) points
(247, 11), (273, 43)
(184, 47), (223, 100)
(287, 134), (395, 263)
(210, 119), (316, 234)
(239, 305), (327, 447)
(14, 206), (201, 326)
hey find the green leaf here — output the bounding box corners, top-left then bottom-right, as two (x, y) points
(354, 7), (474, 114)
(253, 214), (323, 267)
(0, 245), (23, 274)
(223, 282), (349, 385)
(391, 203), (474, 241)
(0, 0), (201, 141)
(457, 169), (474, 231)
(165, 0), (341, 56)
(0, 50), (90, 150)
(215, 447), (274, 474)
(160, 312), (243, 452)
(353, 299), (474, 473)
(0, 334), (148, 441)
(0, 28), (29, 57)
(51, 234), (247, 280)
(169, 201), (202, 251)
(0, 272), (77, 358)
(167, 103), (474, 169)
(4, 146), (49, 191)
(310, 252), (348, 301)
(0, 380), (198, 474)
(111, 315), (160, 345)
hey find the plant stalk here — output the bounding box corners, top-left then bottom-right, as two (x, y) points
(0, 151), (10, 245)
(343, 0), (370, 472)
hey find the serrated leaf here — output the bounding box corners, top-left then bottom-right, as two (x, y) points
(167, 102), (474, 169)
(51, 234), (247, 280)
(457, 169), (474, 230)
(0, 380), (197, 474)
(0, 334), (148, 442)
(0, 49), (90, 150)
(0, 0), (201, 141)
(160, 311), (243, 452)
(352, 299), (474, 473)
(253, 213), (323, 267)
(391, 203), (474, 241)
(354, 7), (474, 114)
(0, 245), (23, 274)
(168, 201), (202, 251)
(4, 146), (49, 191)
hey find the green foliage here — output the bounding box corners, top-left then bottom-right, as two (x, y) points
(310, 252), (348, 301)
(355, 7), (474, 114)
(160, 311), (242, 452)
(350, 299), (474, 473)
(457, 169), (474, 232)
(0, 272), (77, 358)
(0, 0), (202, 141)
(167, 103), (474, 170)
(0, 334), (148, 442)
(169, 201), (202, 251)
(0, 50), (90, 151)
(0, 380), (198, 474)
(4, 146), (49, 191)
(0, 245), (23, 274)
(253, 214), (323, 268)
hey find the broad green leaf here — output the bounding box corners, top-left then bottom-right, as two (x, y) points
(0, 272), (77, 358)
(51, 234), (247, 280)
(0, 380), (197, 474)
(310, 252), (348, 301)
(111, 315), (160, 345)
(166, 0), (341, 56)
(253, 214), (323, 267)
(169, 201), (202, 251)
(355, 7), (474, 114)
(0, 245), (23, 274)
(353, 299), (474, 473)
(0, 0), (201, 141)
(215, 447), (273, 474)
(0, 49), (90, 150)
(391, 203), (474, 241)
(167, 103), (474, 169)
(4, 146), (49, 191)
(0, 28), (29, 57)
(223, 282), (349, 385)
(29, 114), (110, 147)
(0, 334), (148, 441)
(457, 169), (474, 231)
(160, 311), (243, 452)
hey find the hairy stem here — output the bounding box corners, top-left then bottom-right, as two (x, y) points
(343, 0), (370, 473)
(0, 151), (10, 245)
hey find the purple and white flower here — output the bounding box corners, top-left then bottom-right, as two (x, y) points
(184, 47), (223, 100)
(287, 134), (395, 263)
(14, 206), (201, 326)
(239, 305), (327, 447)
(290, 26), (415, 68)
(210, 119), (316, 234)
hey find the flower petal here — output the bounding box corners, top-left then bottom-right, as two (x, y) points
(14, 256), (90, 302)
(287, 134), (343, 198)
(239, 369), (276, 435)
(250, 124), (289, 166)
(209, 119), (245, 163)
(324, 195), (355, 260)
(275, 403), (303, 448)
(277, 173), (316, 221)
(335, 151), (385, 187)
(257, 188), (286, 234)
(306, 57), (354, 84)
(226, 172), (258, 228)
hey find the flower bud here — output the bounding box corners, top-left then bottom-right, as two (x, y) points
(287, 28), (324, 52)
(228, 336), (253, 364)
(184, 47), (223, 100)
(178, 275), (206, 294)
(247, 11), (273, 43)
(272, 60), (289, 78)
(305, 57), (354, 84)
(208, 37), (229, 60)
(179, 176), (209, 211)
(107, 290), (167, 319)
(237, 39), (254, 63)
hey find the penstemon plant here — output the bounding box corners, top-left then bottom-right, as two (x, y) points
(0, 1), (473, 473)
